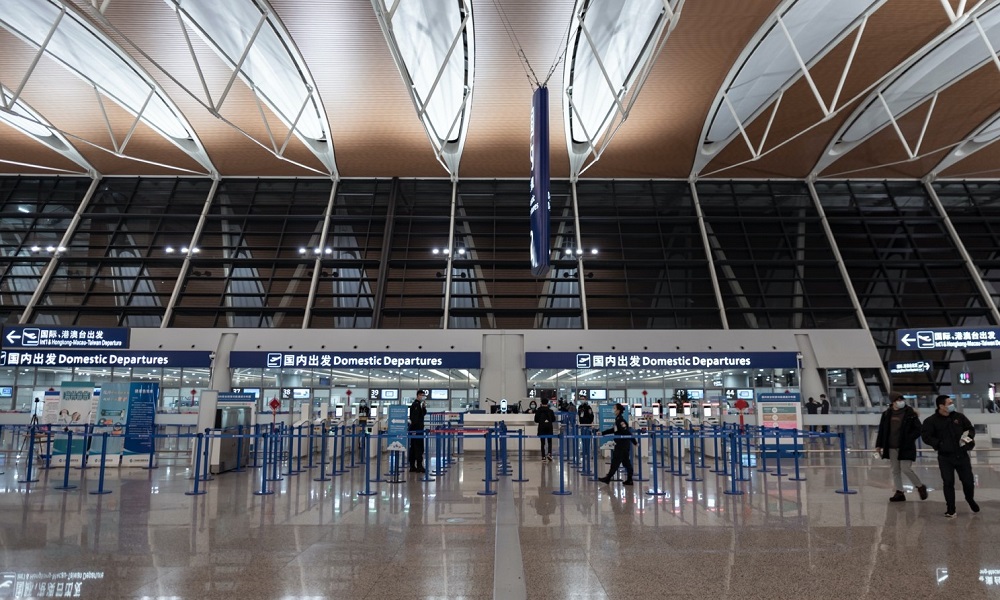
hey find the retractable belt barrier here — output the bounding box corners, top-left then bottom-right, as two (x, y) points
(0, 420), (859, 497)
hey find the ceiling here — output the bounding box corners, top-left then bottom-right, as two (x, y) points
(1, 0), (999, 181)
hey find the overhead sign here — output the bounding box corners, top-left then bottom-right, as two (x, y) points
(229, 351), (481, 369)
(218, 393), (256, 403)
(526, 351), (800, 369)
(529, 86), (551, 277)
(889, 360), (932, 374)
(897, 327), (1000, 350)
(2, 325), (129, 349)
(0, 350), (211, 368)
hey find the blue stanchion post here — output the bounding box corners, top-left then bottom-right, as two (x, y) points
(349, 424), (357, 469)
(144, 426), (158, 470)
(55, 430), (77, 490)
(338, 424), (347, 475)
(686, 427), (702, 482)
(253, 431), (273, 496)
(773, 429), (786, 478)
(477, 430), (497, 496)
(421, 431), (435, 482)
(77, 424), (90, 470)
(186, 433), (206, 496)
(233, 426), (246, 473)
(710, 426), (722, 473)
(789, 427), (806, 481)
(835, 431), (857, 494)
(314, 424), (331, 482)
(553, 428), (571, 496)
(647, 429), (665, 496)
(513, 429), (528, 483)
(358, 431), (376, 497)
(757, 428), (770, 473)
(267, 426), (282, 482)
(90, 432), (112, 495)
(592, 429), (601, 482)
(200, 429), (214, 482)
(723, 430), (743, 496)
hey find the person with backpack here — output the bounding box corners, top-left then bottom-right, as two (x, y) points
(534, 398), (556, 461)
(874, 392), (927, 502)
(598, 403), (634, 486)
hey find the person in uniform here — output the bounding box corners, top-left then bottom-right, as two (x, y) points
(598, 403), (634, 486)
(409, 390), (427, 473)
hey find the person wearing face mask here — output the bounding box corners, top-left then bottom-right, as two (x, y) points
(875, 393), (927, 502)
(921, 395), (979, 517)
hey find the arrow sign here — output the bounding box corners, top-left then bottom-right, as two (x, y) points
(897, 326), (1000, 350)
(4, 330), (20, 344)
(900, 334), (914, 347)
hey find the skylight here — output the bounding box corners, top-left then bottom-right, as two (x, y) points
(167, 0), (327, 141)
(0, 0), (191, 140)
(566, 0), (667, 146)
(705, 0), (884, 145)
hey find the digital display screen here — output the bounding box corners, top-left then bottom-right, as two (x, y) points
(589, 389), (607, 400)
(703, 406), (713, 418)
(231, 387), (260, 398)
(686, 390), (704, 400)
(668, 406), (678, 418)
(0, 386), (12, 398)
(335, 405), (344, 418)
(632, 405), (643, 419)
(430, 389), (449, 400)
(380, 389), (398, 400)
(737, 389), (754, 400)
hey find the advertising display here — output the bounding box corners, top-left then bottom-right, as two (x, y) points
(527, 351), (799, 370)
(44, 382), (98, 459)
(385, 404), (409, 452)
(230, 351), (481, 369)
(756, 393), (801, 430)
(93, 382), (130, 457)
(123, 382), (158, 466)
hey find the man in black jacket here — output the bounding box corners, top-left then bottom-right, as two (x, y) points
(921, 395), (979, 517)
(534, 398), (556, 461)
(409, 390), (427, 473)
(598, 403), (634, 486)
(875, 392), (927, 502)
(577, 395), (595, 459)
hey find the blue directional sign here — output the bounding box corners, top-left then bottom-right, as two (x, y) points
(527, 351), (800, 369)
(3, 326), (130, 349)
(889, 360), (932, 374)
(230, 351), (481, 369)
(896, 327), (1000, 350)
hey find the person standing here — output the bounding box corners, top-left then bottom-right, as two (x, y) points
(805, 397), (819, 432)
(598, 403), (634, 486)
(875, 392), (927, 502)
(819, 393), (830, 434)
(408, 390), (427, 473)
(534, 398), (556, 461)
(577, 395), (595, 461)
(921, 395), (979, 517)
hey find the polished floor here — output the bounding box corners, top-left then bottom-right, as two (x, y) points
(1, 442), (998, 600)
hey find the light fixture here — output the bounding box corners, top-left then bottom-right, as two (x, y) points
(432, 248), (440, 254)
(457, 247), (466, 255)
(30, 245), (40, 252)
(576, 248), (584, 255)
(591, 248), (598, 255)
(299, 248), (307, 254)
(165, 247), (175, 253)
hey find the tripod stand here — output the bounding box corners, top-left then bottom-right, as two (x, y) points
(15, 405), (41, 464)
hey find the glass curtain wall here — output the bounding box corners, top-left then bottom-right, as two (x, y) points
(0, 177), (93, 325)
(816, 181), (993, 395)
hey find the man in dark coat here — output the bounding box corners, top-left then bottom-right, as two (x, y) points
(921, 395), (979, 517)
(409, 390), (427, 472)
(534, 398), (556, 460)
(875, 392), (926, 502)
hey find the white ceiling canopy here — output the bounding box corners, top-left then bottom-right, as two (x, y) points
(0, 85), (93, 174)
(0, 0), (215, 174)
(166, 0), (337, 176)
(563, 0), (683, 178)
(816, 1), (1000, 174)
(371, 0), (475, 177)
(693, 0), (885, 176)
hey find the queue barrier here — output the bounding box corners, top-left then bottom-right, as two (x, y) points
(0, 420), (858, 498)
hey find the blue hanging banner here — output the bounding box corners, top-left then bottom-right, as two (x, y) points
(530, 86), (551, 277)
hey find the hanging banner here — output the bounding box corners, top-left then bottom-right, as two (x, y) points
(529, 86), (551, 277)
(93, 382), (129, 457)
(123, 382), (158, 466)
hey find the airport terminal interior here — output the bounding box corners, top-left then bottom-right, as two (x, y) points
(3, 0), (1000, 598)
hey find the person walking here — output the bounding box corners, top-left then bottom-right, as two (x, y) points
(577, 396), (595, 460)
(875, 392), (927, 502)
(598, 403), (634, 486)
(921, 395), (979, 517)
(534, 398), (556, 461)
(408, 390), (427, 473)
